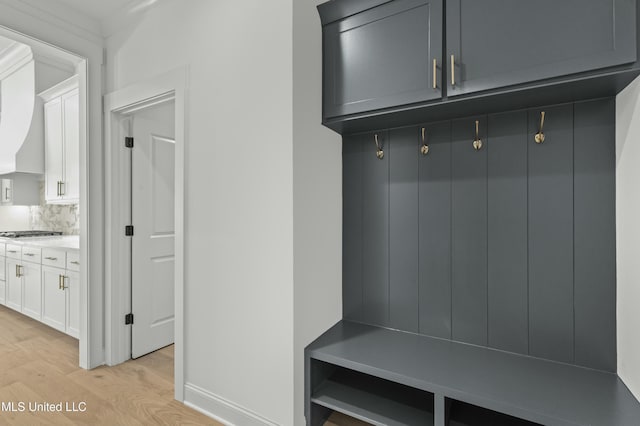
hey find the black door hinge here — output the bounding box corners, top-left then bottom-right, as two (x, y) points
(125, 313), (134, 325)
(125, 137), (134, 148)
(125, 225), (134, 236)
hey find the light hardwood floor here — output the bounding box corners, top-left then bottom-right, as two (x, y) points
(0, 305), (221, 425)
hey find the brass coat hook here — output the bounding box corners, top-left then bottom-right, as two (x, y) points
(473, 120), (483, 151)
(421, 128), (429, 155)
(535, 111), (546, 144)
(374, 134), (384, 160)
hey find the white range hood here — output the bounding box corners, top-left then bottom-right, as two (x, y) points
(0, 42), (44, 175)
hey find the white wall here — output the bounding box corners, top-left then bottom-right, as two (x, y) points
(616, 76), (640, 401)
(293, 1), (342, 425)
(105, 1), (296, 424)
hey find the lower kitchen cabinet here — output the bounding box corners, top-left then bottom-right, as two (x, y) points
(0, 253), (6, 305)
(66, 270), (79, 338)
(42, 265), (67, 333)
(6, 258), (22, 312)
(41, 264), (79, 338)
(21, 261), (42, 320)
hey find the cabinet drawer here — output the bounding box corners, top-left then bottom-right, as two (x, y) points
(42, 249), (66, 268)
(22, 246), (41, 263)
(66, 251), (80, 272)
(5, 244), (21, 260)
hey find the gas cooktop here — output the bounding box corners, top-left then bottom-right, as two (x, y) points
(0, 230), (63, 238)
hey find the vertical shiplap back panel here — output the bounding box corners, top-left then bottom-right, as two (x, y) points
(451, 116), (488, 346)
(419, 121), (452, 339)
(361, 131), (390, 327)
(574, 99), (616, 372)
(487, 111), (529, 354)
(528, 104), (575, 364)
(389, 128), (420, 332)
(342, 133), (364, 321)
(341, 98), (616, 370)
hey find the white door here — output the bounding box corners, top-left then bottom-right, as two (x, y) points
(6, 259), (22, 312)
(131, 101), (176, 358)
(62, 89), (80, 201)
(44, 98), (64, 202)
(42, 266), (67, 333)
(66, 270), (80, 338)
(0, 255), (6, 305)
(21, 261), (42, 320)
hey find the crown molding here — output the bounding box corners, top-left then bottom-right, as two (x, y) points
(0, 0), (103, 45)
(0, 42), (32, 80)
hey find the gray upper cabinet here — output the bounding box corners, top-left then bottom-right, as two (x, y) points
(322, 0), (443, 118)
(446, 0), (637, 96)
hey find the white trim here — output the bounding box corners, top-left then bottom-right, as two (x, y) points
(38, 74), (79, 100)
(104, 66), (187, 402)
(184, 383), (279, 426)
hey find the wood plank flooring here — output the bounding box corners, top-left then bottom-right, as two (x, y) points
(0, 305), (220, 425)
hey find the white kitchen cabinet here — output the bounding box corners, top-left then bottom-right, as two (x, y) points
(42, 265), (66, 333)
(40, 75), (79, 204)
(65, 270), (79, 338)
(6, 258), (22, 312)
(0, 243), (6, 305)
(21, 261), (42, 321)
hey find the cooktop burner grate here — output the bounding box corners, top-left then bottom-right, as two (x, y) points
(0, 230), (63, 238)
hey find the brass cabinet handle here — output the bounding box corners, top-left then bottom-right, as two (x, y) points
(16, 265), (23, 278)
(57, 181), (60, 196)
(59, 274), (63, 290)
(15, 264), (19, 277)
(60, 181), (65, 196)
(24, 253), (35, 257)
(433, 58), (437, 89)
(8, 250), (17, 253)
(44, 257), (58, 261)
(450, 54), (456, 86)
(70, 261), (80, 265)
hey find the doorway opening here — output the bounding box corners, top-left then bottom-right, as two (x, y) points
(104, 68), (186, 401)
(0, 25), (90, 369)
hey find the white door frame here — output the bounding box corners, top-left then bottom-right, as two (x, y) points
(104, 67), (187, 401)
(0, 24), (93, 370)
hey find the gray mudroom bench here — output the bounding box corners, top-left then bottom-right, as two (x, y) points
(305, 0), (640, 425)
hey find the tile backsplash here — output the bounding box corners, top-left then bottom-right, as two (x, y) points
(29, 182), (79, 235)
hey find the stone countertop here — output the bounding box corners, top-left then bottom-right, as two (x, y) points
(0, 235), (80, 250)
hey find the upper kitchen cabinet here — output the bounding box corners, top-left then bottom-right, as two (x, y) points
(39, 75), (80, 204)
(318, 0), (640, 134)
(319, 0), (443, 119)
(447, 0), (637, 97)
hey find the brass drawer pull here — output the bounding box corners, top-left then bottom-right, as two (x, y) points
(24, 253), (35, 257)
(44, 257), (58, 261)
(70, 261), (80, 265)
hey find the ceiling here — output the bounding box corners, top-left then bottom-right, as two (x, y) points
(54, 0), (133, 21)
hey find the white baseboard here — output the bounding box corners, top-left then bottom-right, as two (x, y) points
(184, 383), (279, 426)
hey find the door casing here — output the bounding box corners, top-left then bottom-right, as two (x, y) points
(104, 67), (187, 401)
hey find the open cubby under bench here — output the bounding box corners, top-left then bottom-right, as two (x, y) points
(305, 321), (640, 426)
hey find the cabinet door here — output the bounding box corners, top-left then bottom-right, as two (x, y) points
(446, 0), (636, 97)
(44, 98), (64, 202)
(65, 270), (79, 338)
(21, 262), (42, 320)
(62, 89), (80, 201)
(6, 259), (22, 312)
(42, 266), (67, 333)
(323, 0), (443, 118)
(0, 255), (5, 305)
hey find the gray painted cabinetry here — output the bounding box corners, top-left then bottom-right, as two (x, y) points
(318, 0), (639, 133)
(309, 0), (639, 424)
